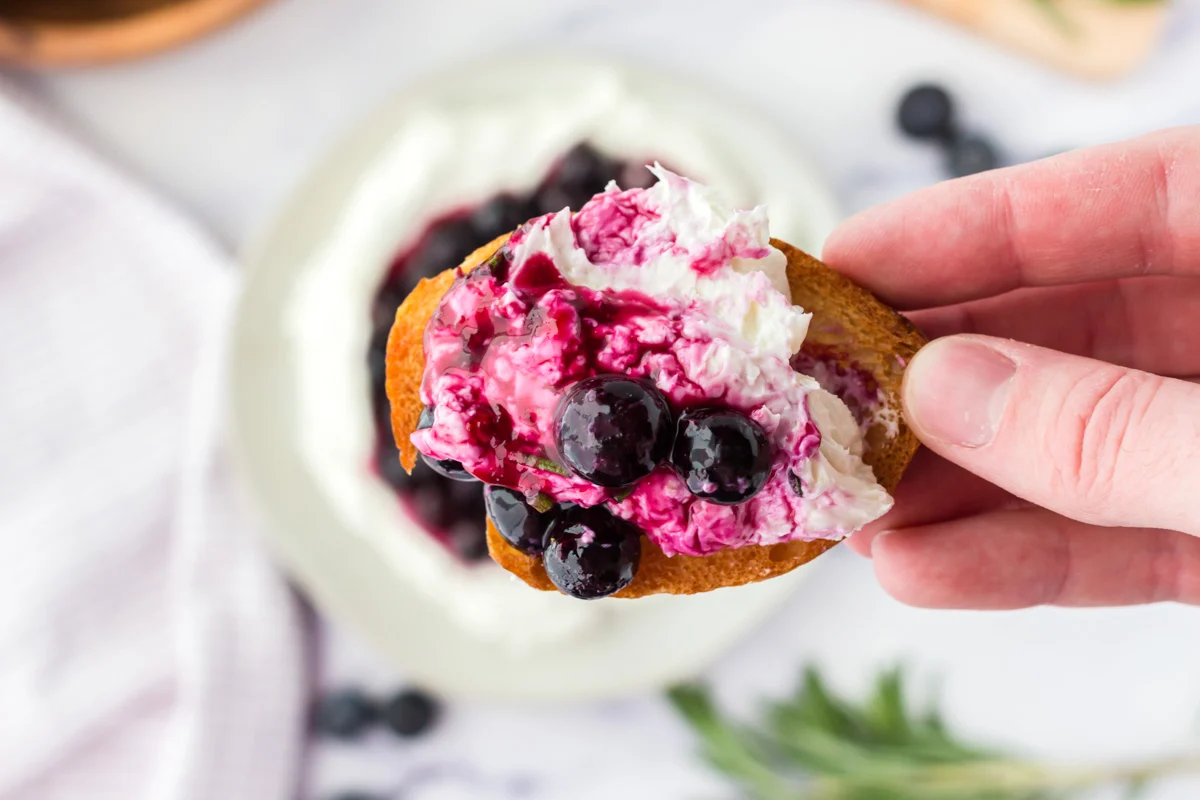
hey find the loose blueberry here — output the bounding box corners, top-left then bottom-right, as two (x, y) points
(543, 505), (641, 599)
(312, 688), (378, 740)
(554, 376), (674, 488)
(484, 486), (557, 555)
(380, 689), (441, 738)
(945, 133), (1000, 177)
(672, 408), (772, 505)
(417, 406), (478, 482)
(898, 84), (956, 141)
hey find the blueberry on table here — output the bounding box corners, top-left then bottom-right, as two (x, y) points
(672, 408), (773, 505)
(554, 376), (675, 488)
(312, 688), (378, 740)
(484, 486), (557, 555)
(380, 689), (441, 738)
(897, 83), (956, 141)
(416, 406), (478, 482)
(945, 133), (1001, 178)
(542, 505), (641, 599)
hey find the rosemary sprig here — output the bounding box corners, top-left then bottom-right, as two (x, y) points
(669, 666), (1200, 800)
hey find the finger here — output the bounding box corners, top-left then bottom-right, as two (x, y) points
(846, 447), (1016, 557)
(824, 127), (1200, 308)
(871, 508), (1200, 608)
(902, 334), (1200, 535)
(907, 276), (1200, 377)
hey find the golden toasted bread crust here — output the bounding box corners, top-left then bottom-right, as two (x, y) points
(385, 235), (925, 597)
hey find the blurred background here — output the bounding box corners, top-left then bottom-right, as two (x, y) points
(2, 1), (1200, 800)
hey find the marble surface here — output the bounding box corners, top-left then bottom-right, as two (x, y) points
(11, 1), (1200, 798)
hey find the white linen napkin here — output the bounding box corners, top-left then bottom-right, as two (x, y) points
(0, 84), (304, 800)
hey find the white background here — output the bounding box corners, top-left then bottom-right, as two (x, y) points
(13, 1), (1200, 798)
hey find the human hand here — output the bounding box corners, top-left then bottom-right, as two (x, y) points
(823, 127), (1200, 608)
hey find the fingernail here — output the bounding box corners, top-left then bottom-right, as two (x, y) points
(904, 337), (1015, 448)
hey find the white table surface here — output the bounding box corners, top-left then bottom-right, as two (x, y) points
(14, 1), (1200, 798)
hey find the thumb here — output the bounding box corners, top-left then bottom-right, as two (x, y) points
(902, 335), (1200, 536)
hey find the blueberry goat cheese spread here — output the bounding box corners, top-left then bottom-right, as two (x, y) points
(412, 166), (892, 597)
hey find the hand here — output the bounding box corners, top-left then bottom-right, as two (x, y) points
(823, 127), (1200, 609)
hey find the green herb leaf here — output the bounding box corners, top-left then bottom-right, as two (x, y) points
(670, 666), (1200, 800)
(509, 452), (571, 477)
(530, 492), (554, 513)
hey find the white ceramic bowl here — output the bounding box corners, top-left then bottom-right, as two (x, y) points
(230, 55), (842, 704)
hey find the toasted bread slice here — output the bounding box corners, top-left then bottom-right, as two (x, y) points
(385, 235), (925, 597)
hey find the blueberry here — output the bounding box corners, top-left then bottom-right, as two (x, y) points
(484, 486), (557, 555)
(417, 406), (478, 482)
(898, 84), (956, 141)
(554, 376), (674, 488)
(312, 688), (378, 740)
(945, 133), (1000, 177)
(542, 505), (642, 599)
(407, 217), (483, 281)
(380, 689), (441, 738)
(672, 408), (773, 505)
(469, 194), (529, 239)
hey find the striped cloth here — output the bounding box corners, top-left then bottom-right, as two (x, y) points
(0, 85), (304, 800)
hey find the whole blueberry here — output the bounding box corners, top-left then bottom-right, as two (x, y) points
(542, 505), (641, 599)
(484, 486), (557, 555)
(672, 408), (773, 505)
(554, 376), (674, 488)
(312, 688), (378, 740)
(380, 689), (441, 738)
(945, 133), (1000, 177)
(417, 406), (478, 483)
(898, 84), (956, 141)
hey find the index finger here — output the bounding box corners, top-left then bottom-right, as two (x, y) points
(822, 126), (1200, 309)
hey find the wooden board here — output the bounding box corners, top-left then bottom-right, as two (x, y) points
(898, 0), (1169, 80)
